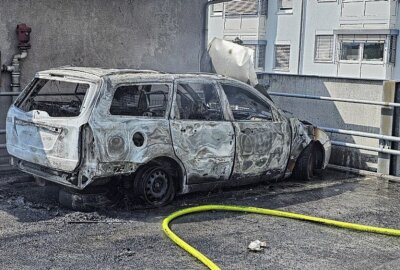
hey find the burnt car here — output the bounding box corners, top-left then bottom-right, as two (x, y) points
(6, 67), (331, 207)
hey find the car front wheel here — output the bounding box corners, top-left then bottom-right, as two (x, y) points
(293, 144), (317, 181)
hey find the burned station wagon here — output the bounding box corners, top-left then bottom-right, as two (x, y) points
(6, 67), (331, 207)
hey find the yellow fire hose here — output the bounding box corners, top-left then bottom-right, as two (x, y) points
(162, 205), (400, 270)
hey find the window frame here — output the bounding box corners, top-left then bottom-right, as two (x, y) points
(108, 81), (174, 119)
(15, 77), (94, 119)
(171, 79), (226, 122)
(222, 0), (269, 17)
(314, 35), (335, 63)
(210, 2), (224, 16)
(339, 42), (361, 63)
(274, 44), (291, 71)
(277, 0), (293, 14)
(218, 80), (277, 123)
(338, 34), (389, 64)
(362, 42), (385, 62)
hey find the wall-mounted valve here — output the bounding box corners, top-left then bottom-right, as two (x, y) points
(16, 24), (32, 50)
(1, 24), (32, 92)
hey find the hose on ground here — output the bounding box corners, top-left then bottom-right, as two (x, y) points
(162, 205), (400, 270)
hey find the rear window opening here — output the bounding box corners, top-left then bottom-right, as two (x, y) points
(109, 84), (170, 117)
(16, 79), (89, 117)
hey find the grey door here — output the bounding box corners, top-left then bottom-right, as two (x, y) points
(170, 80), (235, 185)
(219, 81), (291, 180)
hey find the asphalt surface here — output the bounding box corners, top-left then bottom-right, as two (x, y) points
(1, 170), (400, 270)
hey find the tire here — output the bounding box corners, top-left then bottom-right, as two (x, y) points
(59, 186), (117, 212)
(293, 144), (316, 181)
(134, 165), (176, 207)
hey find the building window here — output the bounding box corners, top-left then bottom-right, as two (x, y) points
(340, 43), (360, 61)
(225, 0), (258, 16)
(390, 35), (397, 64)
(211, 3), (224, 16)
(242, 44), (266, 70)
(224, 0), (268, 16)
(338, 34), (387, 62)
(363, 43), (384, 61)
(279, 0), (293, 12)
(314, 35), (334, 62)
(274, 44), (290, 70)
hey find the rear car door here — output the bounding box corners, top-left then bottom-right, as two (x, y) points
(170, 79), (235, 185)
(89, 79), (174, 167)
(219, 81), (291, 180)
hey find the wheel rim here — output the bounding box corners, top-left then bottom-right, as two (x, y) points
(144, 168), (171, 205)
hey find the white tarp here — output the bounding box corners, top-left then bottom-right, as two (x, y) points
(208, 38), (258, 86)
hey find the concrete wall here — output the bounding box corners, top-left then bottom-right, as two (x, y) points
(259, 73), (385, 171)
(0, 0), (207, 89)
(0, 0), (207, 167)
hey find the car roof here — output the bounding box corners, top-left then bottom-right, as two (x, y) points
(37, 66), (226, 82)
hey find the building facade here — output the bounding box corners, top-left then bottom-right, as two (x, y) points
(209, 0), (400, 80)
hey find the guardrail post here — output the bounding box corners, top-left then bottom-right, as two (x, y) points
(377, 81), (395, 175)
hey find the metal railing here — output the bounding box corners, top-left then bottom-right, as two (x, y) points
(269, 91), (400, 166)
(318, 127), (400, 156)
(269, 92), (400, 108)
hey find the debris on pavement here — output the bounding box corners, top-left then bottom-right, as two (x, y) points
(248, 240), (267, 252)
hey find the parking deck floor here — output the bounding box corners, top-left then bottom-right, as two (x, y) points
(0, 170), (400, 269)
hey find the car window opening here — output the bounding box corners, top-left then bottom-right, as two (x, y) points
(17, 79), (89, 117)
(221, 84), (273, 121)
(176, 83), (224, 121)
(110, 84), (170, 117)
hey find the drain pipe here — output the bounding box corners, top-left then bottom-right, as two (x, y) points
(2, 50), (28, 92)
(1, 24), (32, 93)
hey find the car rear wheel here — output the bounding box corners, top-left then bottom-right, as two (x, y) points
(134, 165), (175, 207)
(294, 144), (317, 181)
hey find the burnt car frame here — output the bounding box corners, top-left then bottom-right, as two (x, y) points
(6, 67), (331, 207)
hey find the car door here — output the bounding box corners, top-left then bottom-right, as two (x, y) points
(169, 79), (235, 185)
(219, 81), (291, 180)
(89, 78), (175, 166)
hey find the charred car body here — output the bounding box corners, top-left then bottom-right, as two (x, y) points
(6, 67), (331, 206)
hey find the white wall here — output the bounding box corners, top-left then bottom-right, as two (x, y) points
(208, 14), (224, 44)
(301, 0), (340, 77)
(265, 0), (303, 74)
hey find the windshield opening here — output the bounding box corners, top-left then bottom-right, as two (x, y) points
(16, 78), (90, 117)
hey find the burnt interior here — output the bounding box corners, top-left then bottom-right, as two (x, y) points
(221, 84), (273, 121)
(176, 83), (223, 121)
(109, 84), (169, 117)
(17, 78), (89, 117)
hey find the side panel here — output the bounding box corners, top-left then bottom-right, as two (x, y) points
(170, 120), (235, 184)
(232, 120), (291, 179)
